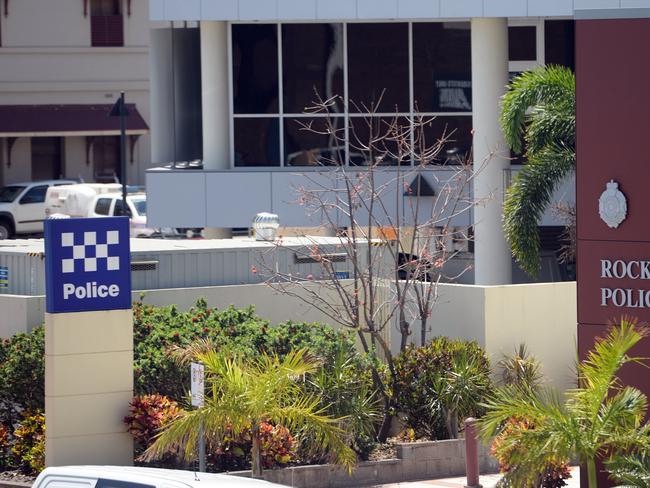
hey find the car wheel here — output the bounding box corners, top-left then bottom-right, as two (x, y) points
(0, 222), (12, 240)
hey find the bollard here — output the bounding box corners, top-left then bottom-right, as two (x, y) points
(464, 417), (483, 488)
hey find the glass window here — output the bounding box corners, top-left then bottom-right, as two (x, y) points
(508, 26), (537, 61)
(91, 0), (120, 15)
(96, 479), (154, 488)
(113, 198), (131, 216)
(19, 185), (48, 204)
(349, 116), (410, 166)
(418, 116), (473, 165)
(94, 198), (112, 216)
(234, 118), (280, 167)
(284, 117), (345, 166)
(347, 23), (409, 113)
(131, 198), (147, 217)
(232, 24), (279, 114)
(413, 22), (472, 113)
(282, 24), (344, 114)
(0, 186), (26, 203)
(545, 20), (575, 70)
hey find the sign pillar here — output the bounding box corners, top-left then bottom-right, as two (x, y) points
(576, 16), (650, 488)
(44, 217), (133, 466)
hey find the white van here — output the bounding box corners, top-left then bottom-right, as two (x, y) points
(33, 466), (288, 488)
(88, 192), (158, 238)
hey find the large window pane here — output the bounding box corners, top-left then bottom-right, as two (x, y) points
(417, 116), (472, 165)
(282, 24), (344, 114)
(413, 22), (471, 113)
(348, 24), (409, 113)
(349, 116), (411, 166)
(508, 26), (536, 61)
(545, 20), (575, 70)
(234, 118), (280, 166)
(284, 117), (345, 166)
(232, 24), (279, 114)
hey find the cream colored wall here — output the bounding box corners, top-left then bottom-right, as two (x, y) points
(2, 281), (577, 390)
(45, 309), (133, 467)
(484, 282), (577, 392)
(0, 0), (152, 185)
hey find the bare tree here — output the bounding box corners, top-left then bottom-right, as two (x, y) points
(258, 94), (489, 441)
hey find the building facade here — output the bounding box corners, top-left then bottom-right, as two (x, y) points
(146, 0), (590, 284)
(0, 0), (151, 186)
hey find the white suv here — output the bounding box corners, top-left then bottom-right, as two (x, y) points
(0, 180), (77, 239)
(88, 192), (159, 238)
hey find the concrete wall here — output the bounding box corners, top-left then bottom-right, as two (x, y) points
(0, 281), (577, 391)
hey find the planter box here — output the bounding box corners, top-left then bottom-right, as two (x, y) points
(231, 438), (499, 488)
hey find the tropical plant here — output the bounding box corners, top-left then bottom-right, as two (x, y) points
(124, 394), (183, 452)
(500, 65), (575, 276)
(11, 410), (45, 474)
(306, 349), (381, 460)
(607, 451), (650, 488)
(480, 318), (650, 488)
(498, 343), (544, 390)
(394, 337), (492, 439)
(143, 347), (356, 477)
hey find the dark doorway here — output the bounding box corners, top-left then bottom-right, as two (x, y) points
(31, 137), (63, 181)
(93, 136), (121, 182)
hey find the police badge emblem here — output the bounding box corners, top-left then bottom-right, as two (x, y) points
(599, 180), (627, 229)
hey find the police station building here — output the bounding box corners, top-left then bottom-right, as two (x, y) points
(146, 0), (582, 286)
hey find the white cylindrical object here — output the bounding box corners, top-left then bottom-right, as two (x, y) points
(471, 17), (512, 285)
(201, 21), (230, 171)
(150, 27), (175, 165)
(200, 21), (232, 238)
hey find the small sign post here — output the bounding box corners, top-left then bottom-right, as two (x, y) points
(191, 362), (206, 472)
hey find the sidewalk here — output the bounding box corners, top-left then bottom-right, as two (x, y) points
(369, 467), (580, 488)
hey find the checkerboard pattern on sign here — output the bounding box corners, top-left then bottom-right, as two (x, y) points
(60, 231), (121, 273)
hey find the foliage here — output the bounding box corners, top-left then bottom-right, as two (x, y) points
(607, 451), (650, 488)
(500, 65), (576, 276)
(143, 348), (356, 477)
(491, 417), (571, 488)
(498, 343), (544, 390)
(11, 411), (45, 474)
(480, 318), (650, 488)
(0, 423), (9, 471)
(207, 422), (295, 472)
(0, 328), (45, 426)
(132, 299), (360, 401)
(394, 337), (492, 439)
(306, 349), (381, 460)
(124, 394), (183, 451)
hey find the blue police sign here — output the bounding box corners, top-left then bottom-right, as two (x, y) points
(44, 217), (131, 313)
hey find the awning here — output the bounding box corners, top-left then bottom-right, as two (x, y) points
(0, 104), (149, 137)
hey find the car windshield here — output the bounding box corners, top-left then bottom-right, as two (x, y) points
(0, 186), (26, 203)
(131, 198), (146, 217)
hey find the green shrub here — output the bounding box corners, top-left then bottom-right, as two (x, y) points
(0, 328), (45, 426)
(132, 298), (362, 402)
(394, 337), (492, 439)
(11, 411), (45, 474)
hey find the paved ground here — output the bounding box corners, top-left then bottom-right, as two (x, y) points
(370, 467), (580, 488)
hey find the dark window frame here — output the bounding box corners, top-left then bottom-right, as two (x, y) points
(90, 0), (124, 47)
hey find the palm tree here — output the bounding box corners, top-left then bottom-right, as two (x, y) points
(143, 347), (356, 477)
(479, 318), (650, 488)
(500, 65), (575, 276)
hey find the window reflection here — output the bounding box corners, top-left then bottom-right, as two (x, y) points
(348, 24), (409, 113)
(234, 118), (280, 166)
(232, 24), (279, 114)
(418, 116), (473, 165)
(508, 26), (537, 61)
(284, 117), (345, 166)
(282, 24), (344, 114)
(349, 116), (411, 166)
(413, 22), (471, 113)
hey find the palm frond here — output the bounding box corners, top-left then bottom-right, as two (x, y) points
(503, 143), (575, 276)
(500, 65), (575, 154)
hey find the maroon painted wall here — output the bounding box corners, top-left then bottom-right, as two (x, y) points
(576, 18), (650, 488)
